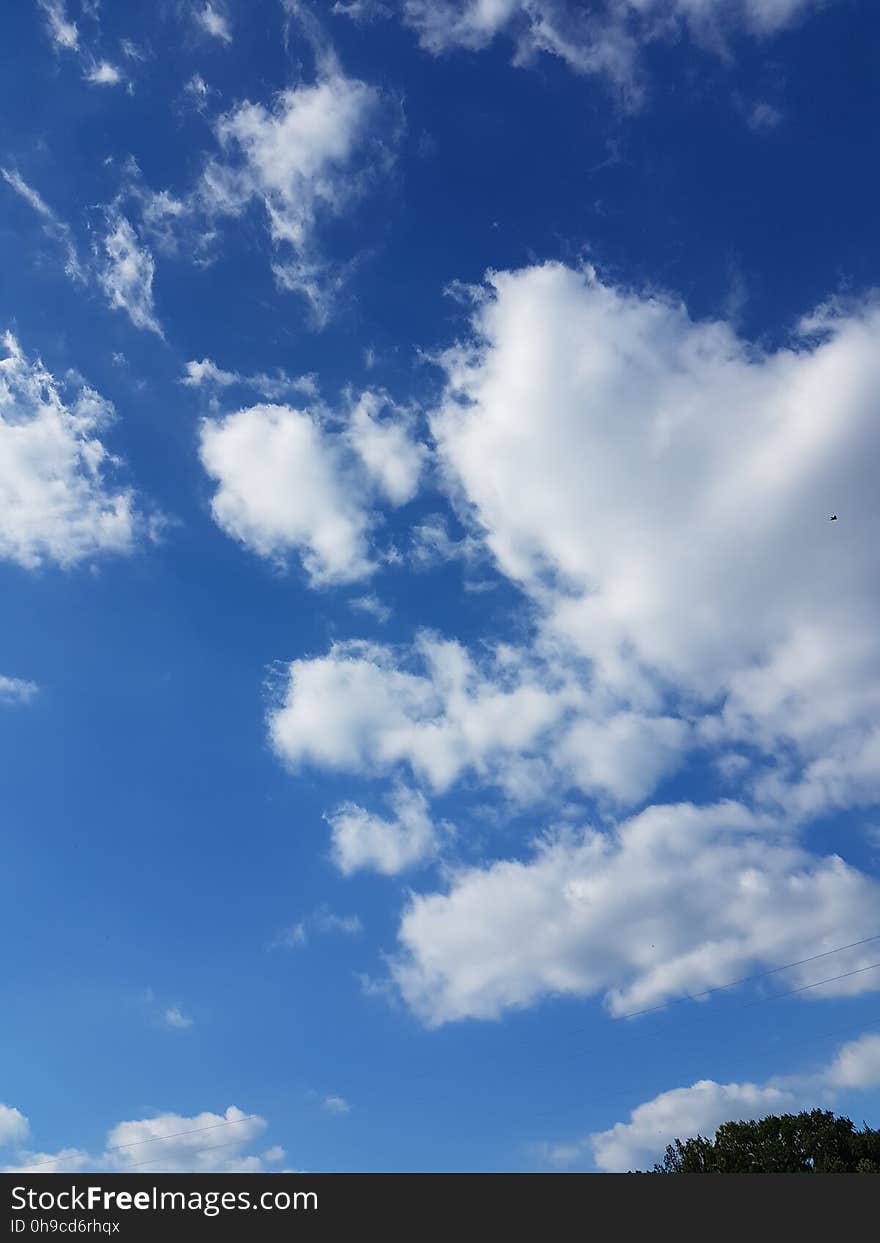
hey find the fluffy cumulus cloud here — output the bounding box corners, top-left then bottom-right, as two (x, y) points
(328, 784), (440, 875)
(0, 332), (141, 569)
(99, 215), (162, 335)
(591, 1079), (795, 1171)
(199, 70), (398, 321)
(345, 391), (427, 506)
(430, 262), (880, 821)
(259, 259), (880, 1024)
(4, 1106), (275, 1174)
(269, 633), (690, 807)
(389, 801), (880, 1025)
(198, 392), (423, 584)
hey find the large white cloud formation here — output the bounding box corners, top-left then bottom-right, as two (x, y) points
(390, 801), (880, 1025)
(429, 262), (880, 821)
(0, 332), (141, 568)
(262, 260), (880, 1035)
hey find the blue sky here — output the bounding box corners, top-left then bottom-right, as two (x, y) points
(2, 0), (880, 1174)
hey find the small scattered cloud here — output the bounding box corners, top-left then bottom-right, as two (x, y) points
(0, 676), (39, 706)
(1, 167), (86, 282)
(163, 1006), (193, 1030)
(195, 3), (232, 44)
(746, 99), (784, 132)
(272, 906), (363, 949)
(98, 214), (162, 336)
(181, 358), (317, 400)
(83, 59), (123, 87)
(348, 594), (392, 624)
(36, 0), (79, 52)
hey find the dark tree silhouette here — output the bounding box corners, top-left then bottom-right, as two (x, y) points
(647, 1110), (880, 1173)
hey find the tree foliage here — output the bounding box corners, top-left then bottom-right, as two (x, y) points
(649, 1110), (880, 1173)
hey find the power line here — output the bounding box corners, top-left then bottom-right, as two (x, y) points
(116, 1137), (262, 1173)
(16, 1114), (261, 1172)
(610, 933), (880, 1024)
(742, 959), (880, 1008)
(402, 931), (880, 1091)
(17, 935), (880, 1173)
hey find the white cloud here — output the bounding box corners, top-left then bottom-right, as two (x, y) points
(0, 332), (140, 569)
(273, 906), (363, 948)
(99, 215), (162, 335)
(104, 1107), (266, 1173)
(825, 1033), (880, 1091)
(198, 389), (423, 584)
(1, 168), (86, 283)
(185, 72), (210, 102)
(199, 70), (398, 319)
(4, 1147), (91, 1175)
(36, 0), (79, 51)
(163, 1007), (193, 1030)
(328, 784), (440, 875)
(409, 514), (482, 571)
(5, 1107), (269, 1174)
(83, 60), (123, 86)
(596, 1079), (795, 1171)
(322, 1095), (351, 1115)
(182, 357), (317, 400)
(195, 3), (232, 43)
(269, 635), (573, 793)
(747, 99), (783, 131)
(558, 713), (690, 806)
(268, 633), (686, 804)
(0, 675), (39, 705)
(345, 391), (427, 505)
(333, 0), (391, 19)
(592, 1079), (795, 1171)
(398, 1), (830, 94)
(348, 594), (392, 623)
(430, 262), (880, 821)
(199, 403), (374, 583)
(0, 1106), (29, 1148)
(390, 800), (880, 1026)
